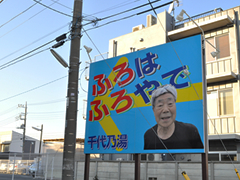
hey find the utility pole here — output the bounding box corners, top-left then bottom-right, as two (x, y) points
(20, 102), (27, 156)
(62, 0), (82, 179)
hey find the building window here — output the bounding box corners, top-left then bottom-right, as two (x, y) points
(1, 144), (10, 152)
(113, 40), (117, 57)
(207, 88), (233, 117)
(205, 34), (230, 62)
(141, 154), (147, 161)
(148, 177), (157, 180)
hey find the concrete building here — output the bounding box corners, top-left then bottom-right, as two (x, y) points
(105, 5), (240, 161)
(0, 130), (39, 159)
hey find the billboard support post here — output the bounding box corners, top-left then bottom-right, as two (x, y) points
(202, 153), (208, 180)
(84, 154), (90, 180)
(135, 154), (140, 180)
(201, 37), (209, 180)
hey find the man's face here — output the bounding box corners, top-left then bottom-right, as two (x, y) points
(153, 93), (176, 128)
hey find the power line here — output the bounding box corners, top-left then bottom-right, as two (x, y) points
(0, 22), (70, 62)
(28, 98), (66, 106)
(33, 0), (72, 17)
(84, 0), (140, 18)
(99, 0), (164, 21)
(0, 0), (60, 40)
(84, 1), (173, 31)
(0, 47), (50, 70)
(50, 0), (72, 10)
(0, 75), (67, 102)
(0, 2), (38, 29)
(0, 1), (166, 68)
(29, 111), (65, 114)
(0, 66), (86, 103)
(0, 105), (17, 116)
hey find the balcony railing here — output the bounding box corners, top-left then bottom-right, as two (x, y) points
(175, 8), (223, 29)
(208, 116), (237, 135)
(206, 58), (232, 76)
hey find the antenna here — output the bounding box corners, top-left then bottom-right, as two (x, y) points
(168, 0), (182, 15)
(168, 2), (174, 14)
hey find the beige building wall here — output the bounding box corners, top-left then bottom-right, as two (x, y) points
(108, 11), (173, 58)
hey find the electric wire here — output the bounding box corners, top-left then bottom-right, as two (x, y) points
(50, 0), (72, 10)
(97, 0), (164, 21)
(83, 1), (173, 32)
(0, 106), (17, 116)
(147, 0), (237, 172)
(0, 1), (166, 69)
(0, 0), (61, 40)
(0, 75), (67, 102)
(0, 67), (86, 103)
(85, 0), (140, 18)
(0, 47), (50, 71)
(0, 36), (60, 69)
(32, 0), (72, 17)
(85, 14), (137, 32)
(0, 22), (70, 62)
(0, 2), (38, 29)
(28, 98), (66, 106)
(0, 115), (17, 123)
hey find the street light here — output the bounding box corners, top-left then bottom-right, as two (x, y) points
(50, 49), (69, 68)
(32, 124), (43, 178)
(83, 45), (93, 63)
(32, 125), (43, 154)
(176, 9), (220, 57)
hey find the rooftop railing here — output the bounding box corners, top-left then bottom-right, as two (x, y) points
(175, 8), (223, 29)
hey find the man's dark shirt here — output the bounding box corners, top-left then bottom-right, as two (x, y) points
(144, 120), (204, 149)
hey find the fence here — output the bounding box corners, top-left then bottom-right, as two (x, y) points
(76, 160), (240, 180)
(1, 152), (240, 180)
(0, 152), (63, 179)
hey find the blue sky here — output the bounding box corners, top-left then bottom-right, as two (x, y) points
(0, 0), (239, 140)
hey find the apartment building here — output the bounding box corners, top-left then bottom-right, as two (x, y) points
(107, 6), (240, 161)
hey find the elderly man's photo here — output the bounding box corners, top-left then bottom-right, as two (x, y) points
(144, 84), (203, 150)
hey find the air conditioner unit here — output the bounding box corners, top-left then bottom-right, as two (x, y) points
(147, 15), (157, 27)
(132, 24), (145, 32)
(147, 154), (155, 161)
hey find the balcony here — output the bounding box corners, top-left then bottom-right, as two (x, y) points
(208, 116), (237, 135)
(168, 8), (233, 41)
(206, 58), (237, 84)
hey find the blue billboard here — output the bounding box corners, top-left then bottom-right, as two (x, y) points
(84, 35), (205, 154)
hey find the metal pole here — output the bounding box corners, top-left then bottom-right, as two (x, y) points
(45, 153), (49, 180)
(84, 154), (90, 180)
(62, 0), (82, 180)
(39, 124), (43, 153)
(22, 102), (27, 157)
(202, 36), (209, 180)
(11, 153), (16, 180)
(135, 154), (140, 180)
(51, 157), (54, 180)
